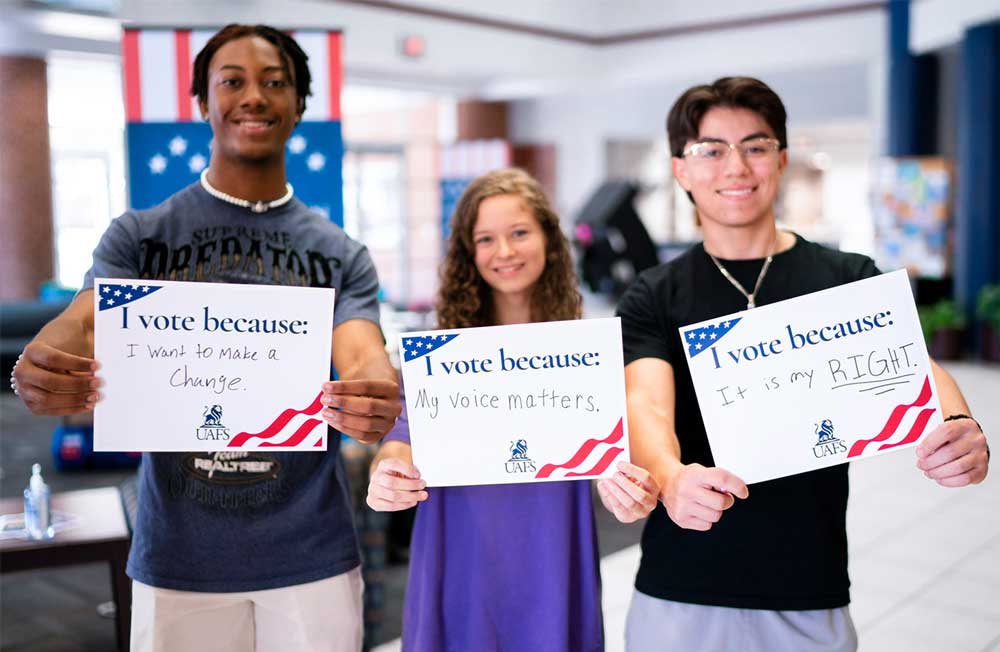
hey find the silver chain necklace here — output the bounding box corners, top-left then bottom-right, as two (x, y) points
(200, 169), (294, 213)
(706, 234), (778, 310)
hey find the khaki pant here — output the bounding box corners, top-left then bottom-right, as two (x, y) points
(131, 568), (363, 652)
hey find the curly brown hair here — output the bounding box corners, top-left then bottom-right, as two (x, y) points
(436, 168), (582, 329)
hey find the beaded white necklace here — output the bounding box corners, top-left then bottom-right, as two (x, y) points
(200, 169), (293, 213)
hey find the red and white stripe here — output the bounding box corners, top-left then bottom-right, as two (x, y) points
(535, 418), (626, 480)
(538, 442), (624, 480)
(122, 28), (342, 123)
(226, 392), (328, 451)
(847, 375), (937, 458)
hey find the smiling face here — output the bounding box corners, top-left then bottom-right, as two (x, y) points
(472, 194), (547, 302)
(672, 105), (787, 232)
(199, 36), (301, 166)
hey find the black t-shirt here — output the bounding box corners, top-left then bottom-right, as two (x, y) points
(616, 234), (879, 610)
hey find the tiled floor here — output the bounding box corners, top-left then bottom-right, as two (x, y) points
(376, 361), (1000, 652)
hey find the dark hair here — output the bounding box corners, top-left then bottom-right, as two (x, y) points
(191, 24), (312, 115)
(666, 76), (787, 158)
(436, 168), (582, 329)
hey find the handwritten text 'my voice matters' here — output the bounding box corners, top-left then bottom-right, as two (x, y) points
(708, 310), (895, 370)
(119, 306), (310, 335)
(420, 348), (600, 376)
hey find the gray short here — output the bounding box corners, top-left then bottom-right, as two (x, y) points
(625, 590), (857, 652)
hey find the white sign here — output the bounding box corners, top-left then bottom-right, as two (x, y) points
(93, 278), (335, 451)
(399, 318), (629, 487)
(683, 270), (941, 485)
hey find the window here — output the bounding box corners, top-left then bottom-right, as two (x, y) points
(342, 146), (408, 304)
(47, 53), (126, 287)
(341, 84), (457, 308)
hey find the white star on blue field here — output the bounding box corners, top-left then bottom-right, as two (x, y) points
(683, 318), (741, 357)
(97, 283), (163, 310)
(127, 122), (344, 223)
(402, 334), (459, 362)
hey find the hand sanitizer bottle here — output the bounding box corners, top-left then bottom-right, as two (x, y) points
(23, 463), (54, 540)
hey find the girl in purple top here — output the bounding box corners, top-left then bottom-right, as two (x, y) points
(369, 168), (659, 651)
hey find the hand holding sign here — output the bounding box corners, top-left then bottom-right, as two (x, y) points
(14, 341), (101, 416)
(595, 461), (661, 524)
(659, 462), (749, 531)
(366, 456), (429, 511)
(916, 416), (989, 487)
(321, 378), (402, 444)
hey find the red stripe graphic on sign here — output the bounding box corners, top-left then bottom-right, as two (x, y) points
(536, 418), (624, 479)
(228, 392), (325, 448)
(123, 30), (142, 122)
(565, 446), (626, 477)
(328, 32), (342, 120)
(847, 376), (935, 458)
(258, 418), (323, 447)
(877, 407), (937, 452)
(174, 29), (192, 121)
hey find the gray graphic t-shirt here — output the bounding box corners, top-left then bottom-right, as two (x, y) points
(83, 182), (380, 591)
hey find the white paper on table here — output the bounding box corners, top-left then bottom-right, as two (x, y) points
(682, 269), (941, 485)
(93, 278), (334, 452)
(399, 318), (629, 487)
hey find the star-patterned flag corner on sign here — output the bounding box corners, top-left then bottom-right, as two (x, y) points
(97, 283), (163, 311)
(401, 334), (459, 363)
(684, 317), (742, 358)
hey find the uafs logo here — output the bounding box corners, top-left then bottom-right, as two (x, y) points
(505, 438), (537, 474)
(197, 404), (231, 441)
(812, 419), (847, 458)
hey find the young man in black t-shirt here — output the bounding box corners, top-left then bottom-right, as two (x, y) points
(617, 77), (990, 652)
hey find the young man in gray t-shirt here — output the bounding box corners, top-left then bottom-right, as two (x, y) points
(11, 25), (402, 652)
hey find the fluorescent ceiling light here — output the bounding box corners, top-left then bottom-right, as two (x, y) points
(31, 9), (121, 41)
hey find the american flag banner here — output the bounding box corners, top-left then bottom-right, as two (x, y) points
(122, 28), (344, 224)
(682, 317), (742, 358)
(439, 139), (511, 239)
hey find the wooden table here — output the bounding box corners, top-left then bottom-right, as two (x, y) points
(1, 487), (131, 652)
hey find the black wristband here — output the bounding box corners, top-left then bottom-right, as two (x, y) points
(945, 414), (989, 460)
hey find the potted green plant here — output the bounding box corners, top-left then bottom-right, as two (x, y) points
(918, 300), (965, 360)
(976, 283), (1000, 363)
